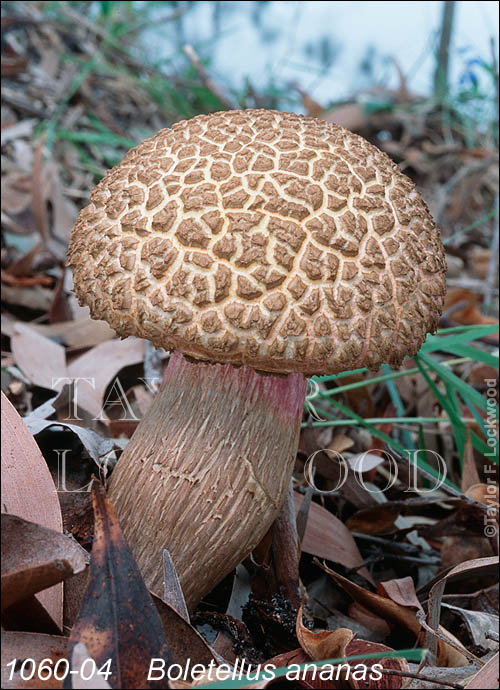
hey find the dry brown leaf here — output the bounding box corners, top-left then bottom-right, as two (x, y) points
(442, 603), (499, 650)
(1, 284), (53, 311)
(347, 603), (392, 639)
(323, 103), (367, 131)
(0, 172), (32, 215)
(31, 133), (49, 242)
(1, 271), (52, 287)
(470, 247), (491, 280)
(424, 556), (499, 665)
(441, 535), (495, 570)
(152, 595), (217, 670)
(266, 639), (410, 689)
(346, 639), (410, 689)
(461, 433), (482, 493)
(11, 322), (66, 391)
(1, 514), (87, 610)
(294, 493), (374, 584)
(27, 317), (116, 350)
(338, 373), (376, 418)
(376, 577), (423, 612)
(434, 631), (473, 668)
(467, 363), (499, 387)
(428, 556), (499, 606)
(346, 505), (400, 535)
(7, 241), (44, 277)
(321, 563), (421, 635)
(45, 160), (78, 244)
(294, 85), (325, 117)
(465, 652), (499, 689)
(444, 288), (498, 334)
(322, 562), (471, 667)
(66, 337), (145, 417)
(1, 393), (63, 627)
(466, 483), (500, 507)
(1, 631), (68, 689)
(328, 433), (355, 454)
(66, 482), (171, 688)
(296, 605), (354, 661)
(48, 273), (73, 324)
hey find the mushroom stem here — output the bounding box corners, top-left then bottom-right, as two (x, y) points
(108, 351), (307, 610)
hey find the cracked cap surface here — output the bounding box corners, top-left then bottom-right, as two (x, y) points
(67, 109), (446, 374)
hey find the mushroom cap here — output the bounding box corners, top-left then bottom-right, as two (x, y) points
(68, 109), (446, 375)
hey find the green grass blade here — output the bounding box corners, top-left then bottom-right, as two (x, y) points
(432, 344), (499, 368)
(414, 356), (467, 463)
(196, 649), (426, 689)
(420, 354), (498, 419)
(382, 364), (415, 450)
(435, 324), (498, 337)
(423, 324), (499, 352)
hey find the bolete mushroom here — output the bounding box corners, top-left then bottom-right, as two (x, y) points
(67, 109), (446, 609)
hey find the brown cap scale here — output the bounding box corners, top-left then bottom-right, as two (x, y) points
(68, 110), (446, 608)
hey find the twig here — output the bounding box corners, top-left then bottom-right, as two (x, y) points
(352, 532), (435, 556)
(345, 555), (382, 575)
(121, 8), (185, 36)
(381, 667), (465, 689)
(352, 532), (438, 564)
(386, 553), (440, 565)
(1, 86), (50, 119)
(272, 481), (300, 609)
(435, 156), (498, 223)
(417, 610), (482, 666)
(183, 44), (239, 110)
(296, 484), (314, 549)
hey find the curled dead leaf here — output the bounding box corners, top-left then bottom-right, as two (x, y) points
(321, 562), (471, 667)
(296, 605), (354, 661)
(1, 393), (63, 627)
(1, 514), (87, 610)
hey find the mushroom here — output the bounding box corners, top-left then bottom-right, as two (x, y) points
(67, 109), (446, 609)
